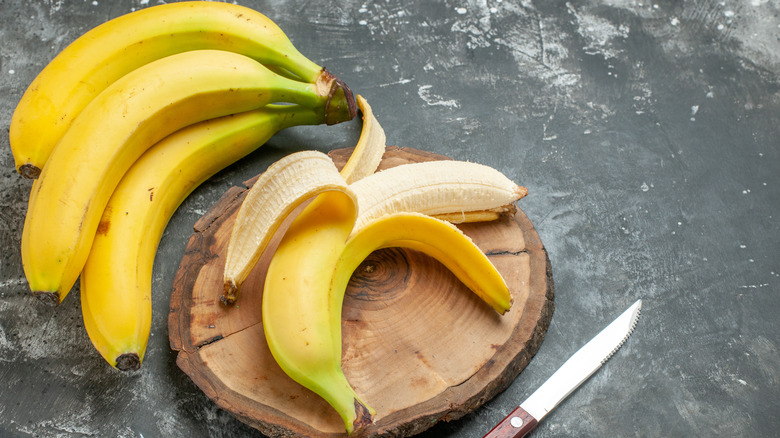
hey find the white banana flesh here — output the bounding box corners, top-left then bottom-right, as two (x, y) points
(223, 150), (356, 304)
(349, 160), (528, 233)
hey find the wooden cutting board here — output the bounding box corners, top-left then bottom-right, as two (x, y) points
(168, 146), (554, 437)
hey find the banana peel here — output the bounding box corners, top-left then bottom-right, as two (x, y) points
(224, 95), (527, 434)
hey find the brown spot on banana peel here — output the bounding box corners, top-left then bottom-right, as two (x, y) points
(96, 206), (112, 235)
(96, 219), (111, 235)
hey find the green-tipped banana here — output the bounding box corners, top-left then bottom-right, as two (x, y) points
(22, 49), (354, 305)
(262, 190), (375, 434)
(9, 1), (355, 178)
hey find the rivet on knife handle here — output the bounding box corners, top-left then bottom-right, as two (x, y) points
(483, 406), (538, 438)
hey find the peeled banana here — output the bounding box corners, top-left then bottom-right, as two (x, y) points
(262, 189), (373, 434)
(80, 105), (323, 371)
(224, 128), (526, 433)
(223, 95), (385, 303)
(21, 49), (354, 305)
(9, 1), (347, 178)
(256, 162), (522, 433)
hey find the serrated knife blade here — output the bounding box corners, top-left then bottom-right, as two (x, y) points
(483, 299), (642, 438)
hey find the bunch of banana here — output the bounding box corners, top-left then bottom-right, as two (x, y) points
(12, 2), (357, 369)
(224, 97), (528, 434)
(9, 0), (354, 178)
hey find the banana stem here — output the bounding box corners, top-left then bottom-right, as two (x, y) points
(318, 69), (358, 125)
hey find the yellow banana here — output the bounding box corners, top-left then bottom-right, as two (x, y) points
(9, 0), (350, 178)
(262, 190), (374, 435)
(261, 185), (516, 434)
(319, 211), (513, 413)
(22, 49), (354, 305)
(80, 105), (323, 371)
(222, 95), (386, 303)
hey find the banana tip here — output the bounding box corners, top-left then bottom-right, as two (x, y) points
(18, 163), (41, 179)
(33, 291), (60, 307)
(516, 185), (528, 199)
(115, 353), (141, 371)
(499, 297), (514, 315)
(220, 282), (238, 306)
(350, 400), (374, 434)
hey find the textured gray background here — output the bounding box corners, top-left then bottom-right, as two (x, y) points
(1, 0), (778, 437)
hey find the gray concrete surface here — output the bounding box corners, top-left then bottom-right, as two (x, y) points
(1, 0), (778, 436)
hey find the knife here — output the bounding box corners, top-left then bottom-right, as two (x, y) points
(483, 299), (642, 438)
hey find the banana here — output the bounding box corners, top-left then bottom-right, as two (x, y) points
(260, 178), (516, 434)
(349, 160), (528, 233)
(223, 95), (386, 303)
(262, 189), (374, 435)
(218, 94), (526, 433)
(9, 1), (352, 178)
(80, 105), (323, 371)
(22, 49), (355, 305)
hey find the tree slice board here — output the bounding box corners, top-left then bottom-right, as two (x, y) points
(168, 146), (555, 437)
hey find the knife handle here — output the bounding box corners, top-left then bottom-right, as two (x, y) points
(482, 406), (538, 438)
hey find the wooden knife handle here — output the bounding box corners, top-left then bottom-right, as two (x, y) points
(482, 406), (538, 438)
